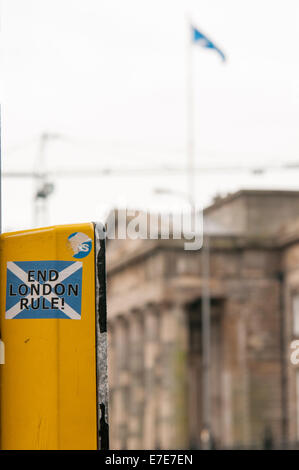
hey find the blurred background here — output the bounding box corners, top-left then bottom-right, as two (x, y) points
(2, 0), (299, 449)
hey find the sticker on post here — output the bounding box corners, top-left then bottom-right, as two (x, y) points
(68, 232), (92, 258)
(5, 261), (82, 319)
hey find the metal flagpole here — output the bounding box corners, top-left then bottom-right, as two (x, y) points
(187, 21), (212, 449)
(201, 231), (211, 449)
(186, 22), (195, 211)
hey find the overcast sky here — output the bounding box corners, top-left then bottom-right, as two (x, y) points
(1, 0), (299, 230)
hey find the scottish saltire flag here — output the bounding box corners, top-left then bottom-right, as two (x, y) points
(192, 26), (226, 61)
(5, 260), (82, 319)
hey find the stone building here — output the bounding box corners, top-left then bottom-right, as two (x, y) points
(106, 189), (299, 449)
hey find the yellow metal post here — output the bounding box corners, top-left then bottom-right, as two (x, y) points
(0, 222), (108, 450)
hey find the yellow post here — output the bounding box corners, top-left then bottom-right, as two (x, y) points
(0, 222), (108, 450)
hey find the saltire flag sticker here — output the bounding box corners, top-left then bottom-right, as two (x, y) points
(5, 260), (83, 319)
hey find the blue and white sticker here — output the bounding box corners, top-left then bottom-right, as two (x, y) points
(5, 260), (82, 319)
(68, 232), (92, 258)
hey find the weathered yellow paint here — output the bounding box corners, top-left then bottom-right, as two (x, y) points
(0, 223), (97, 450)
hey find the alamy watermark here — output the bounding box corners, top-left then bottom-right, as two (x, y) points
(97, 206), (203, 251)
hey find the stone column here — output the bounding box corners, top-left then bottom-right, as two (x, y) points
(159, 302), (189, 449)
(127, 309), (145, 449)
(143, 303), (160, 449)
(245, 279), (281, 448)
(222, 297), (250, 448)
(112, 314), (129, 449)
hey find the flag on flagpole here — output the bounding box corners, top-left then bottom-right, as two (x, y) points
(191, 25), (226, 61)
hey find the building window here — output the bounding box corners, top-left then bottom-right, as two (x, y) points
(293, 295), (299, 337)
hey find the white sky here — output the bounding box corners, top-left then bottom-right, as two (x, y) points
(1, 0), (299, 230)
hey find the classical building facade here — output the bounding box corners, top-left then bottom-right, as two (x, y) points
(106, 190), (299, 449)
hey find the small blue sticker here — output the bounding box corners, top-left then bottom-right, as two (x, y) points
(68, 232), (92, 258)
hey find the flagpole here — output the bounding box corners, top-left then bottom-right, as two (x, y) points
(187, 20), (212, 449)
(186, 22), (195, 210)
